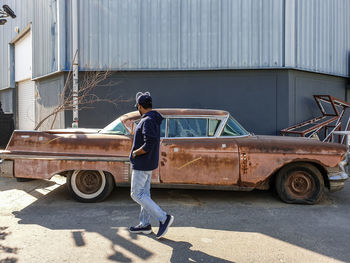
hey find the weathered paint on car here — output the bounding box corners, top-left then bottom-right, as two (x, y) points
(0, 108), (348, 203)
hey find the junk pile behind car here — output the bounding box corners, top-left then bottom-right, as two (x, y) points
(0, 102), (14, 148)
(280, 95), (350, 146)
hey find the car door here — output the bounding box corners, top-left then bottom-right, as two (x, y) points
(159, 117), (240, 185)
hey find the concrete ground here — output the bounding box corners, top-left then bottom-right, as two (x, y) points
(0, 175), (349, 263)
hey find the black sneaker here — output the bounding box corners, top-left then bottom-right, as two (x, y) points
(156, 215), (174, 239)
(129, 224), (152, 234)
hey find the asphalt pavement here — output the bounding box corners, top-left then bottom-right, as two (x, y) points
(0, 175), (349, 263)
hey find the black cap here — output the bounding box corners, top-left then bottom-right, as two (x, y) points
(135, 92), (152, 107)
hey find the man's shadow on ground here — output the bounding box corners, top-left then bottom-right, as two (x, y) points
(161, 238), (234, 263)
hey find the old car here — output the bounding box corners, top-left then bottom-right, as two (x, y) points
(0, 109), (349, 204)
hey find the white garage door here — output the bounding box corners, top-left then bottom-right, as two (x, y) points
(18, 80), (36, 130)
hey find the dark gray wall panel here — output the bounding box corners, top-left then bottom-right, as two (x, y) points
(65, 70), (285, 135)
(65, 69), (347, 136)
(289, 70), (346, 124)
(36, 74), (65, 130)
(0, 89), (14, 113)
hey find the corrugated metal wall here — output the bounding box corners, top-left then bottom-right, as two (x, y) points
(64, 0), (350, 77)
(66, 0), (285, 71)
(285, 0), (350, 77)
(0, 0), (33, 90)
(0, 0), (58, 89)
(1, 0), (350, 90)
(32, 0), (58, 78)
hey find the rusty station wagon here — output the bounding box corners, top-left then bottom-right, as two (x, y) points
(0, 109), (349, 204)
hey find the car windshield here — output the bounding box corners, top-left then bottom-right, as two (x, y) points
(221, 116), (249, 136)
(99, 118), (130, 135)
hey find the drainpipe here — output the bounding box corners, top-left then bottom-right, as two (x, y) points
(72, 0), (79, 128)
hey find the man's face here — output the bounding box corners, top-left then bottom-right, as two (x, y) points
(136, 104), (143, 116)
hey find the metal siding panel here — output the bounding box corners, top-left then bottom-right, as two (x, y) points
(285, 0), (296, 67)
(59, 0), (350, 77)
(294, 0), (350, 77)
(0, 89), (14, 113)
(32, 0), (58, 78)
(73, 0), (284, 71)
(0, 0), (34, 90)
(18, 79), (36, 130)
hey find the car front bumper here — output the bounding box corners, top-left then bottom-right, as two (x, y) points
(327, 156), (349, 192)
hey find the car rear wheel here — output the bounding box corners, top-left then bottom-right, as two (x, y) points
(67, 170), (115, 202)
(275, 163), (324, 204)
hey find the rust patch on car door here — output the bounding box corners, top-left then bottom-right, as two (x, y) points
(159, 138), (240, 185)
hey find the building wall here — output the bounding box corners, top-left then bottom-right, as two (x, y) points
(35, 73), (65, 131)
(292, 0), (350, 77)
(1, 0), (349, 91)
(0, 1), (349, 132)
(288, 70), (347, 125)
(65, 69), (347, 135)
(0, 0), (58, 113)
(32, 0), (59, 78)
(64, 0), (350, 77)
(66, 0), (284, 71)
(0, 89), (14, 114)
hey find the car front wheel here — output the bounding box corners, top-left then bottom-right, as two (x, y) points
(67, 170), (115, 202)
(275, 163), (324, 204)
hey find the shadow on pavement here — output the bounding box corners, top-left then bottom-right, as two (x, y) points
(9, 181), (350, 262)
(0, 227), (18, 263)
(0, 177), (56, 199)
(161, 239), (235, 263)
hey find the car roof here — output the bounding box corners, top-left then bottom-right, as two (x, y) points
(120, 108), (229, 122)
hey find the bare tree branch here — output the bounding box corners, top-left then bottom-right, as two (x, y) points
(35, 53), (130, 130)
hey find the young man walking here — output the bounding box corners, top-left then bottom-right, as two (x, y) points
(129, 92), (174, 239)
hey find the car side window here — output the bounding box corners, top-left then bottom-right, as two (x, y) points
(168, 118), (207, 137)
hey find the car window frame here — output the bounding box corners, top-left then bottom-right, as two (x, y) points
(218, 115), (250, 138)
(161, 116), (227, 139)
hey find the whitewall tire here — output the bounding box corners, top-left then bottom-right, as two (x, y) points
(67, 170), (115, 202)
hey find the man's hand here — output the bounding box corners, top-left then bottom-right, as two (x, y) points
(132, 148), (147, 158)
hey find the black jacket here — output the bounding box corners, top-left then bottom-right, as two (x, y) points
(129, 110), (164, 171)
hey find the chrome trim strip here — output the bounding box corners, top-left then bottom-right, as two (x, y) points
(115, 182), (254, 191)
(161, 135), (250, 140)
(164, 118), (169, 138)
(328, 172), (349, 182)
(164, 115), (226, 118)
(217, 114), (230, 137)
(0, 154), (129, 162)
